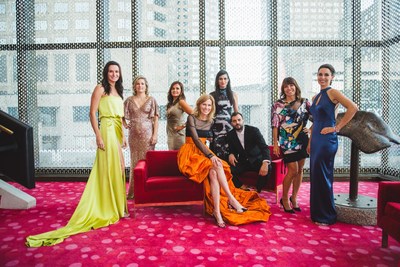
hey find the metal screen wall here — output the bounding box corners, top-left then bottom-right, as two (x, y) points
(0, 0), (398, 178)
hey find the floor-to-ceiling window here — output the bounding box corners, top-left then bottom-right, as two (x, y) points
(0, 0), (399, 179)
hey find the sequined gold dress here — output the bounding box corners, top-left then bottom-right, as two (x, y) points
(26, 96), (128, 247)
(124, 96), (159, 197)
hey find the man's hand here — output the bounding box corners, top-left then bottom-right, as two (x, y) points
(228, 154), (237, 166)
(259, 161), (269, 176)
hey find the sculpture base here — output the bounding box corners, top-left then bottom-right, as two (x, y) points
(334, 193), (377, 226)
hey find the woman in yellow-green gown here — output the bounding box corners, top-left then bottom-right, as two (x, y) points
(26, 61), (129, 247)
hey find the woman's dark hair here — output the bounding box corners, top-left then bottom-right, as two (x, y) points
(167, 81), (186, 109)
(318, 64), (336, 85)
(280, 77), (302, 101)
(318, 64), (335, 75)
(212, 69), (235, 110)
(101, 61), (124, 99)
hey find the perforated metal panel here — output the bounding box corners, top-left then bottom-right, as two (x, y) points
(0, 0), (398, 178)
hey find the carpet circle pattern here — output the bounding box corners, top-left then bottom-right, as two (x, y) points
(0, 181), (399, 267)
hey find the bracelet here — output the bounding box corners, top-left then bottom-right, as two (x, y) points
(207, 154), (213, 159)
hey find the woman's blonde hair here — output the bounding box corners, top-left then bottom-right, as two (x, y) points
(132, 75), (149, 96)
(193, 94), (215, 122)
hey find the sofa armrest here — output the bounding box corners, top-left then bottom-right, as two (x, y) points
(134, 159), (147, 199)
(377, 181), (400, 224)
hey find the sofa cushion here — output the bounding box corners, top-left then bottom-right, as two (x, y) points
(146, 150), (182, 177)
(384, 202), (400, 220)
(146, 175), (199, 191)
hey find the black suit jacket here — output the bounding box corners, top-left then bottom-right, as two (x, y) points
(227, 125), (271, 166)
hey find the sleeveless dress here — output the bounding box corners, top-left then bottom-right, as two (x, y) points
(166, 102), (186, 150)
(309, 87), (338, 225)
(177, 115), (271, 225)
(26, 96), (128, 247)
(210, 90), (233, 161)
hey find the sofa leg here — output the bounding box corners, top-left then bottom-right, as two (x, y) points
(381, 230), (388, 248)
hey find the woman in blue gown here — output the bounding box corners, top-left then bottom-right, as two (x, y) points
(308, 64), (358, 225)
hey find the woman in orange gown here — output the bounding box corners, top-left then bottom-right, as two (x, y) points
(177, 94), (271, 227)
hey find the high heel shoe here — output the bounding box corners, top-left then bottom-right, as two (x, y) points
(213, 213), (226, 228)
(228, 201), (248, 213)
(289, 196), (301, 212)
(280, 198), (295, 214)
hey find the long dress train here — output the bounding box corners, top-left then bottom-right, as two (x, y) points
(309, 87), (338, 225)
(177, 115), (271, 225)
(26, 96), (128, 247)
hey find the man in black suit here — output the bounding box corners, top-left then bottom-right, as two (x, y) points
(227, 112), (271, 193)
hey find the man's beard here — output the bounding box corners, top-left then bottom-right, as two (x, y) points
(235, 124), (243, 131)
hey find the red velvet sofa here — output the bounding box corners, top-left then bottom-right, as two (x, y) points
(133, 146), (286, 208)
(377, 181), (400, 247)
(133, 150), (204, 206)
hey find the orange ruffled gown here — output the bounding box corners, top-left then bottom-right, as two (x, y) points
(178, 135), (271, 225)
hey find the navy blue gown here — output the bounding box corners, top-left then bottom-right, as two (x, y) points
(309, 87), (338, 225)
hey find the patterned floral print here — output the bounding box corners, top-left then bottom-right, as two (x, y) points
(271, 98), (311, 154)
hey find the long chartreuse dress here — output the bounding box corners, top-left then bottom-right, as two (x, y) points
(178, 115), (271, 225)
(26, 96), (128, 247)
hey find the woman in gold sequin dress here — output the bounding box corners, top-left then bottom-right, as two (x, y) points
(123, 76), (159, 199)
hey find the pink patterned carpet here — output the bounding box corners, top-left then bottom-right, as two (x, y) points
(0, 181), (399, 267)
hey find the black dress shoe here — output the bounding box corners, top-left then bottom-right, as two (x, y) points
(256, 184), (263, 193)
(289, 196), (301, 212)
(280, 198), (295, 214)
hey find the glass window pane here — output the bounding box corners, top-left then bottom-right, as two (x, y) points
(76, 54), (90, 82)
(360, 47), (382, 167)
(361, 0), (382, 40)
(277, 0), (352, 40)
(104, 0), (131, 42)
(34, 1), (96, 43)
(0, 1), (16, 44)
(225, 0), (270, 40)
(73, 106), (90, 122)
(205, 47), (220, 91)
(55, 54), (69, 82)
(34, 50), (96, 167)
(382, 0), (400, 40)
(138, 1), (199, 41)
(225, 46), (272, 139)
(385, 41), (400, 176)
(0, 51), (17, 113)
(36, 54), (48, 82)
(0, 55), (7, 83)
(205, 1), (219, 40)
